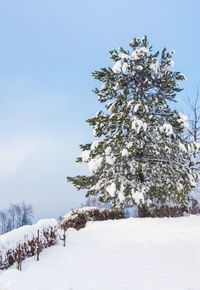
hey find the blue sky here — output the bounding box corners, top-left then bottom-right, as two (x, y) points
(0, 0), (200, 220)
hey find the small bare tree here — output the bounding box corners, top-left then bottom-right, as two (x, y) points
(8, 203), (16, 230)
(187, 84), (200, 143)
(0, 210), (7, 234)
(186, 84), (200, 195)
(13, 204), (22, 228)
(21, 202), (34, 226)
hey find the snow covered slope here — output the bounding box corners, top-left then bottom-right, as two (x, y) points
(1, 216), (200, 290)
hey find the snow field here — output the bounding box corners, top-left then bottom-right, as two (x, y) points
(1, 216), (200, 290)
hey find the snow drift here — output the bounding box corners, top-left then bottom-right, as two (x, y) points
(0, 219), (59, 270)
(1, 216), (200, 290)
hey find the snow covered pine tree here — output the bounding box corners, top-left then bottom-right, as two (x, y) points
(67, 36), (200, 213)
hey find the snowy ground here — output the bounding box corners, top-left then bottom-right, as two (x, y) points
(1, 216), (200, 290)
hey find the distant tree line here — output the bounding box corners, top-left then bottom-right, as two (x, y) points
(0, 202), (34, 234)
